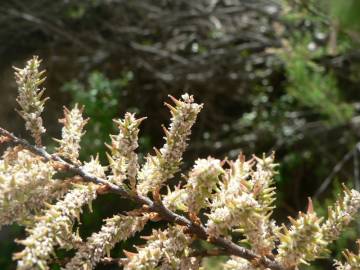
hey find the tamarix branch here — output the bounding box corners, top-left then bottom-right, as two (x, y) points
(0, 57), (359, 270)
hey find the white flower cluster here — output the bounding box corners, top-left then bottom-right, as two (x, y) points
(276, 188), (360, 268)
(15, 184), (98, 270)
(276, 209), (327, 268)
(14, 56), (48, 146)
(64, 214), (149, 270)
(137, 94), (202, 195)
(184, 158), (224, 214)
(207, 154), (278, 256)
(124, 225), (192, 270)
(163, 185), (188, 211)
(107, 113), (143, 189)
(0, 147), (67, 227)
(163, 157), (224, 214)
(322, 187), (360, 242)
(81, 155), (107, 179)
(55, 104), (88, 163)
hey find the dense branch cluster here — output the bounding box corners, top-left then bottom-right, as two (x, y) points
(0, 57), (360, 270)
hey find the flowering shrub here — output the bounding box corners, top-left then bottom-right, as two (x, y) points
(0, 56), (360, 270)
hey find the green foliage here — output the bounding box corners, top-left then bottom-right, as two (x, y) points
(202, 256), (228, 270)
(278, 0), (358, 127)
(330, 0), (360, 32)
(279, 36), (353, 125)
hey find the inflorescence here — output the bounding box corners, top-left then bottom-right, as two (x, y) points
(0, 57), (359, 270)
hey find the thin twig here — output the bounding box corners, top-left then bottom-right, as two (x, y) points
(314, 148), (355, 199)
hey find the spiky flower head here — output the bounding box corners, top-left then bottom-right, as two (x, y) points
(322, 187), (360, 242)
(107, 113), (144, 189)
(81, 155), (107, 179)
(184, 157), (224, 214)
(124, 225), (191, 270)
(276, 200), (328, 268)
(55, 104), (88, 163)
(163, 185), (189, 212)
(251, 154), (277, 211)
(15, 184), (97, 270)
(206, 154), (278, 255)
(0, 146), (68, 228)
(64, 214), (148, 270)
(137, 94), (202, 195)
(163, 158), (224, 214)
(14, 56), (48, 146)
(206, 192), (260, 237)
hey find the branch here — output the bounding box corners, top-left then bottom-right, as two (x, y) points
(314, 146), (356, 198)
(0, 126), (285, 270)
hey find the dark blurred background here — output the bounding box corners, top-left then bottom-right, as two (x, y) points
(0, 0), (360, 269)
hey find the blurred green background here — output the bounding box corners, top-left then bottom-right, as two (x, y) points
(0, 0), (360, 269)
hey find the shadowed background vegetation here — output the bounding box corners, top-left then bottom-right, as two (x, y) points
(0, 0), (360, 269)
